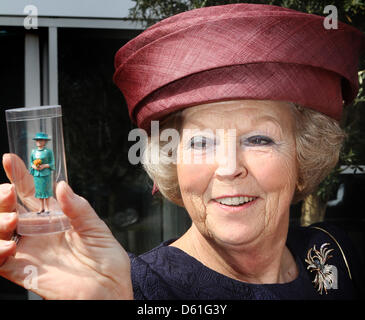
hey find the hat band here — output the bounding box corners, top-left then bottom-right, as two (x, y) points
(133, 62), (343, 131)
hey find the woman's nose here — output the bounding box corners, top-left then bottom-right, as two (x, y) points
(214, 133), (247, 179)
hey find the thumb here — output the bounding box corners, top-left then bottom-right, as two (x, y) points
(56, 181), (105, 234)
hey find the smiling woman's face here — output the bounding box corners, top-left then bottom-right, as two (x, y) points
(177, 100), (298, 248)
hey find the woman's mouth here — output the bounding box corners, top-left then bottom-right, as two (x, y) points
(212, 195), (258, 211)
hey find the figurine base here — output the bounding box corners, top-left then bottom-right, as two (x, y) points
(17, 210), (71, 236)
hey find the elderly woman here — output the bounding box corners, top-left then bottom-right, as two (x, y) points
(0, 4), (364, 300)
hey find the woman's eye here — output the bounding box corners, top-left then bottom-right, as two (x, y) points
(189, 136), (214, 150)
(243, 135), (274, 146)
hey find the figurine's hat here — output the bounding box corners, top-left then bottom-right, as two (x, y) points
(113, 3), (365, 131)
(33, 132), (51, 140)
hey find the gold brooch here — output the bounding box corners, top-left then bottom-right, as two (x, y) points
(305, 243), (335, 295)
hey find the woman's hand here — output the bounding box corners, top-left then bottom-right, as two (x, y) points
(31, 164), (39, 170)
(38, 164), (49, 170)
(0, 153), (133, 300)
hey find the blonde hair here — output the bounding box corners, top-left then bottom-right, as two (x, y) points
(142, 103), (345, 205)
(291, 104), (345, 202)
(142, 111), (184, 206)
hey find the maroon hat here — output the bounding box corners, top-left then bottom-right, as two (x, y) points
(113, 3), (365, 131)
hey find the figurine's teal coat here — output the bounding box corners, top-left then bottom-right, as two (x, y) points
(30, 148), (55, 198)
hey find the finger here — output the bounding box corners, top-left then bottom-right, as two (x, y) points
(0, 183), (16, 212)
(0, 183), (33, 216)
(2, 153), (34, 195)
(0, 212), (17, 240)
(56, 181), (106, 235)
(0, 240), (16, 267)
(3, 153), (39, 212)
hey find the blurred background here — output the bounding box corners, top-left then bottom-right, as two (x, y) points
(0, 0), (364, 299)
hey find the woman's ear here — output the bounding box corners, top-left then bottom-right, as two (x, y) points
(296, 179), (305, 192)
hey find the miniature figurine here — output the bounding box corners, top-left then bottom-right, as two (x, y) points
(30, 132), (55, 214)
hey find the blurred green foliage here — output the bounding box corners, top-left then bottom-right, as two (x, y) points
(129, 0), (365, 30)
(318, 70), (365, 202)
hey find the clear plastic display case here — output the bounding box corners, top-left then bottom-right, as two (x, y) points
(5, 105), (71, 235)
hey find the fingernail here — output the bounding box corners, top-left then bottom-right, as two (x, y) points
(4, 184), (13, 194)
(63, 182), (75, 198)
(1, 153), (11, 166)
(0, 185), (13, 200)
(0, 240), (14, 247)
(4, 212), (16, 221)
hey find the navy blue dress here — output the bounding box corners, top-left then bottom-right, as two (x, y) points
(128, 222), (363, 300)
